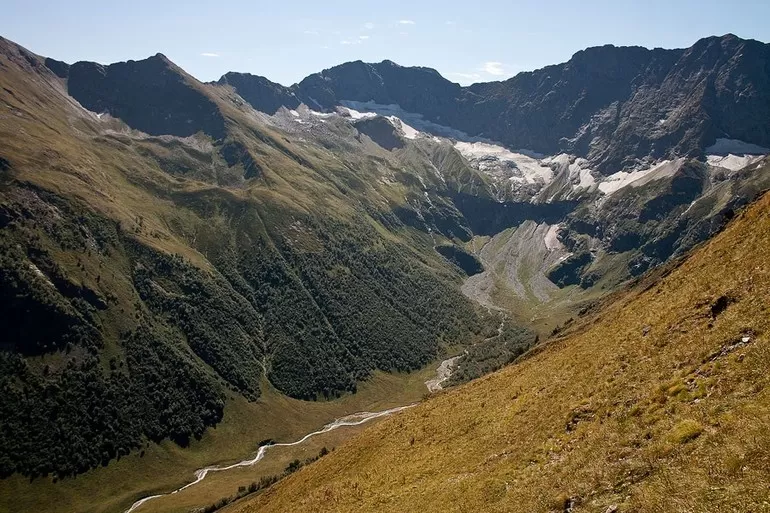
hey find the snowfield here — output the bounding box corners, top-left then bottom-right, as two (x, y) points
(271, 103), (767, 204)
(340, 100), (475, 140)
(706, 154), (765, 171)
(340, 106), (377, 120)
(454, 141), (554, 185)
(597, 159), (683, 195)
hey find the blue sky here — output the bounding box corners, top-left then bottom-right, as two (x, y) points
(2, 0), (769, 86)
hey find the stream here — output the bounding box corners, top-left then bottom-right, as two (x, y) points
(124, 405), (414, 513)
(125, 355), (464, 513)
(424, 356), (462, 393)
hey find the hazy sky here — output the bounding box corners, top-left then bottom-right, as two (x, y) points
(3, 0), (769, 86)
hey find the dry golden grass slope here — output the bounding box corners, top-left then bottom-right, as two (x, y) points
(230, 192), (770, 513)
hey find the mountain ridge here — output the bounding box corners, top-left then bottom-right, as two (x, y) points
(37, 33), (770, 173)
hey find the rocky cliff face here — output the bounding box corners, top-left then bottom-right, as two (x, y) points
(217, 71), (301, 114)
(296, 59), (465, 118)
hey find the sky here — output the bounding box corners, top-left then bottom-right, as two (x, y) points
(2, 0), (769, 86)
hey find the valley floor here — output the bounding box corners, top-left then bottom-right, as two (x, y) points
(0, 364), (439, 513)
(461, 221), (607, 336)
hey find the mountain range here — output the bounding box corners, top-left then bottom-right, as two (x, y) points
(0, 32), (769, 513)
(225, 34), (770, 171)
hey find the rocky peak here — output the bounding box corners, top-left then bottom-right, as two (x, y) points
(43, 57), (70, 79)
(217, 72), (300, 114)
(296, 59), (462, 111)
(67, 54), (227, 139)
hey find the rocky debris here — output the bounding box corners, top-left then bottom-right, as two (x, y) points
(706, 333), (755, 362)
(353, 116), (405, 150)
(425, 356), (462, 393)
(711, 295), (734, 318)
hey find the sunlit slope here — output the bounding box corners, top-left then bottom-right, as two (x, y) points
(234, 192), (770, 512)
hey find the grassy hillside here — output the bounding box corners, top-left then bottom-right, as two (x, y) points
(232, 192), (770, 512)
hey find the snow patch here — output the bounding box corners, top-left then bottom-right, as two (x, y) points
(544, 224), (562, 251)
(707, 154), (764, 171)
(387, 116), (420, 139)
(597, 159), (682, 195)
(598, 171), (646, 195)
(309, 110), (335, 118)
(454, 141), (553, 184)
(289, 110), (299, 117)
(341, 106), (377, 120)
(576, 167), (596, 189)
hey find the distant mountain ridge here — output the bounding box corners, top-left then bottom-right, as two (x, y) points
(203, 34), (770, 172)
(42, 34), (770, 172)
